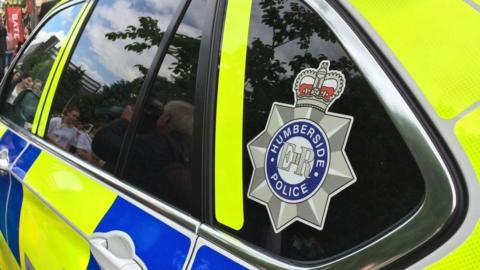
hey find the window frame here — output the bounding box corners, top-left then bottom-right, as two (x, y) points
(200, 0), (463, 269)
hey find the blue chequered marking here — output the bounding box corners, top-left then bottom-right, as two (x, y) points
(6, 178), (23, 264)
(0, 130), (27, 163)
(11, 145), (41, 180)
(7, 144), (41, 264)
(0, 130), (29, 265)
(0, 174), (9, 238)
(87, 197), (192, 270)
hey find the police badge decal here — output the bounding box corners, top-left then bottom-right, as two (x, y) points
(247, 60), (356, 233)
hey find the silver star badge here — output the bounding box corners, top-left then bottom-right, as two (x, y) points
(247, 60), (356, 233)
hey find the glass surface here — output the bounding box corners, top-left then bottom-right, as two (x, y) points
(0, 4), (83, 130)
(121, 0), (208, 216)
(45, 0), (180, 171)
(216, 0), (425, 261)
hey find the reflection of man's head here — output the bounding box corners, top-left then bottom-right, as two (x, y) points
(157, 100), (194, 136)
(33, 79), (43, 91)
(12, 71), (21, 82)
(63, 106), (80, 126)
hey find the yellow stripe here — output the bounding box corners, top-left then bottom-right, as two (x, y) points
(427, 222), (480, 269)
(37, 2), (94, 137)
(427, 108), (480, 268)
(23, 151), (116, 235)
(455, 108), (480, 181)
(0, 123), (8, 137)
(349, 0), (480, 119)
(0, 233), (21, 270)
(215, 0), (253, 230)
(19, 187), (91, 270)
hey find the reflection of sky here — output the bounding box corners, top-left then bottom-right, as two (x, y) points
(29, 4), (82, 48)
(157, 0), (207, 81)
(70, 0), (181, 86)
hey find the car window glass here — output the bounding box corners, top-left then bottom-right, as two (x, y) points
(44, 0), (180, 173)
(215, 0), (425, 261)
(0, 3), (83, 130)
(120, 0), (208, 216)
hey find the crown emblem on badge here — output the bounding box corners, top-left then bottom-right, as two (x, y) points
(294, 60), (345, 111)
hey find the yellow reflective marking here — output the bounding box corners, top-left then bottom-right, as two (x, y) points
(427, 222), (480, 269)
(19, 187), (91, 270)
(0, 233), (20, 270)
(349, 0), (480, 119)
(37, 2), (93, 137)
(32, 2), (90, 135)
(24, 151), (116, 234)
(455, 108), (480, 180)
(215, 0), (253, 230)
(0, 123), (8, 137)
(426, 108), (480, 267)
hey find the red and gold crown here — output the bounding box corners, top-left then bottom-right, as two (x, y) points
(293, 60), (345, 111)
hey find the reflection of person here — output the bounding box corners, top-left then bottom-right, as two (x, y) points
(47, 106), (80, 150)
(75, 123), (104, 166)
(32, 79), (43, 95)
(5, 32), (15, 68)
(11, 71), (21, 84)
(0, 19), (6, 72)
(92, 100), (194, 210)
(6, 73), (33, 104)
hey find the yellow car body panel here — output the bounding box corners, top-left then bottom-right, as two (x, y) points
(0, 233), (21, 270)
(24, 151), (117, 235)
(349, 0), (480, 120)
(19, 187), (91, 270)
(349, 0), (480, 268)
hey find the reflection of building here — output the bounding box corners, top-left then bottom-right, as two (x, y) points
(68, 62), (102, 94)
(24, 35), (101, 94)
(26, 35), (59, 55)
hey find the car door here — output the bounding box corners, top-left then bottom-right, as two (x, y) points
(187, 0), (465, 269)
(0, 2), (87, 269)
(0, 0), (215, 269)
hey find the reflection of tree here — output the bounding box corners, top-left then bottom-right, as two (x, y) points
(105, 15), (201, 88)
(21, 49), (56, 80)
(56, 15), (201, 125)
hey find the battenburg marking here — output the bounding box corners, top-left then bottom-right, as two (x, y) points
(247, 60), (356, 232)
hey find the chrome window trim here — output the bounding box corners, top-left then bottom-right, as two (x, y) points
(197, 0), (458, 269)
(0, 116), (201, 233)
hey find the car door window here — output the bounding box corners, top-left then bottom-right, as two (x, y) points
(0, 3), (83, 130)
(44, 0), (180, 172)
(120, 0), (208, 216)
(44, 0), (208, 217)
(214, 0), (425, 261)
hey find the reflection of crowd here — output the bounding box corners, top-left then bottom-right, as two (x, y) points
(46, 105), (103, 166)
(4, 70), (44, 129)
(44, 100), (195, 210)
(6, 72), (33, 104)
(45, 100), (194, 212)
(0, 17), (31, 78)
(92, 100), (195, 212)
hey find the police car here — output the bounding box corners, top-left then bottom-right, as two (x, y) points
(0, 0), (478, 269)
